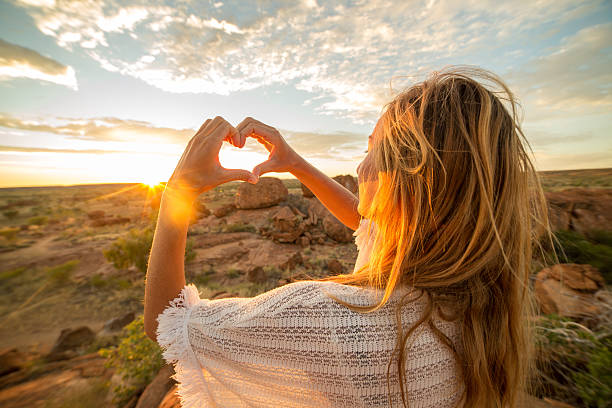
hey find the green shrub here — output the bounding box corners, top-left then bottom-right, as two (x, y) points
(534, 314), (611, 406)
(551, 230), (612, 284)
(189, 265), (215, 287)
(573, 337), (612, 407)
(227, 268), (241, 279)
(98, 315), (163, 407)
(89, 274), (132, 290)
(103, 227), (154, 273)
(46, 260), (79, 285)
(224, 222), (256, 233)
(185, 238), (196, 263)
(0, 266), (25, 282)
(27, 215), (48, 225)
(104, 227), (195, 273)
(2, 209), (18, 220)
(0, 227), (19, 242)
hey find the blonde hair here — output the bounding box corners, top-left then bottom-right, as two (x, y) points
(312, 66), (558, 407)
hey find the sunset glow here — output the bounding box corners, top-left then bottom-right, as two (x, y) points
(0, 1), (610, 187)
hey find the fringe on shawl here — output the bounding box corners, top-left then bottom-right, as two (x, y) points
(156, 283), (210, 408)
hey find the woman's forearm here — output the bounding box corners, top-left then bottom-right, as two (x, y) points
(290, 156), (361, 231)
(143, 189), (194, 342)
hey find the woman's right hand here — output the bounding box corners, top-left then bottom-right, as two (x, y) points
(236, 117), (301, 180)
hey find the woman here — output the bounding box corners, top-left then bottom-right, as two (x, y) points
(144, 66), (556, 407)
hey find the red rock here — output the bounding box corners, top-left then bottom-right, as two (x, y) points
(235, 177), (288, 209)
(547, 264), (604, 292)
(534, 264), (603, 321)
(135, 364), (176, 408)
(323, 214), (353, 243)
(333, 174), (358, 195)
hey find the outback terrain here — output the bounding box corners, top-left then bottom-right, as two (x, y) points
(0, 168), (610, 408)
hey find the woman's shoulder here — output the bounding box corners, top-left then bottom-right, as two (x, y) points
(264, 280), (426, 311)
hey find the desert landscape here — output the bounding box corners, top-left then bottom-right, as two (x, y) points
(0, 168), (610, 408)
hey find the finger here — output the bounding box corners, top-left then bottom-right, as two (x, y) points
(238, 121), (279, 147)
(236, 117), (277, 138)
(196, 119), (212, 135)
(222, 125), (242, 147)
(219, 168), (258, 184)
(252, 159), (277, 178)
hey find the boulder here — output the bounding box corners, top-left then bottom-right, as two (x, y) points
(534, 264), (605, 321)
(270, 206), (304, 243)
(213, 204), (236, 218)
(246, 266), (267, 283)
(158, 384), (181, 408)
(547, 264), (604, 292)
(86, 210), (105, 220)
(301, 183), (315, 198)
(103, 311), (135, 332)
(544, 188), (612, 234)
(0, 348), (25, 377)
(195, 201), (211, 217)
(273, 206), (300, 232)
(235, 178), (288, 209)
(280, 252), (303, 271)
(327, 259), (345, 274)
(333, 174), (358, 195)
(47, 326), (96, 361)
(323, 214), (354, 243)
(135, 364), (176, 408)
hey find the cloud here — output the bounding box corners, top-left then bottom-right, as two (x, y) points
(0, 113), (193, 143)
(508, 22), (612, 114)
(14, 0), (607, 123)
(0, 145), (128, 154)
(0, 38), (77, 89)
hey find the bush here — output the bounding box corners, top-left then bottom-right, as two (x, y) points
(2, 209), (18, 220)
(0, 227), (19, 242)
(98, 315), (163, 407)
(104, 227), (195, 273)
(0, 266), (25, 282)
(550, 229), (612, 284)
(27, 215), (48, 226)
(46, 260), (79, 285)
(224, 222), (256, 233)
(185, 238), (196, 263)
(227, 268), (241, 279)
(573, 337), (612, 407)
(103, 227), (154, 273)
(89, 274), (132, 290)
(534, 314), (612, 406)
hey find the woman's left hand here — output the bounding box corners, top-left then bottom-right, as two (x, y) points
(165, 116), (257, 202)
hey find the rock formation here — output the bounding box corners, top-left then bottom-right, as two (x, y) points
(235, 177), (288, 209)
(534, 263), (606, 323)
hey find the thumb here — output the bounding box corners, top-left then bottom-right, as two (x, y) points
(252, 159), (277, 178)
(220, 168), (258, 184)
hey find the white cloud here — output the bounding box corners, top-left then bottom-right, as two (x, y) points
(509, 22), (612, 113)
(96, 7), (149, 33)
(13, 0), (610, 124)
(0, 38), (77, 90)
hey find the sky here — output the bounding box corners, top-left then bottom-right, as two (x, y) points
(0, 0), (610, 188)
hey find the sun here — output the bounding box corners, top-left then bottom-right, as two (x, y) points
(141, 178), (162, 189)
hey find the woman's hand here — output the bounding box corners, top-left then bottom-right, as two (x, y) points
(166, 116), (257, 202)
(236, 117), (301, 180)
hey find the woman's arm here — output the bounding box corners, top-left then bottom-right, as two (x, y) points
(144, 117), (256, 342)
(236, 117), (361, 231)
(290, 157), (360, 231)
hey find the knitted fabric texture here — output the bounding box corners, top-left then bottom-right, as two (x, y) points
(156, 219), (464, 408)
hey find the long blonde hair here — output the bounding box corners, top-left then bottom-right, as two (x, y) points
(313, 66), (557, 407)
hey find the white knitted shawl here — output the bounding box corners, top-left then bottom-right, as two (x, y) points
(156, 218), (464, 407)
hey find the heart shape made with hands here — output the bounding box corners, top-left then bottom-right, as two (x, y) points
(218, 134), (274, 179)
(217, 116), (291, 182)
